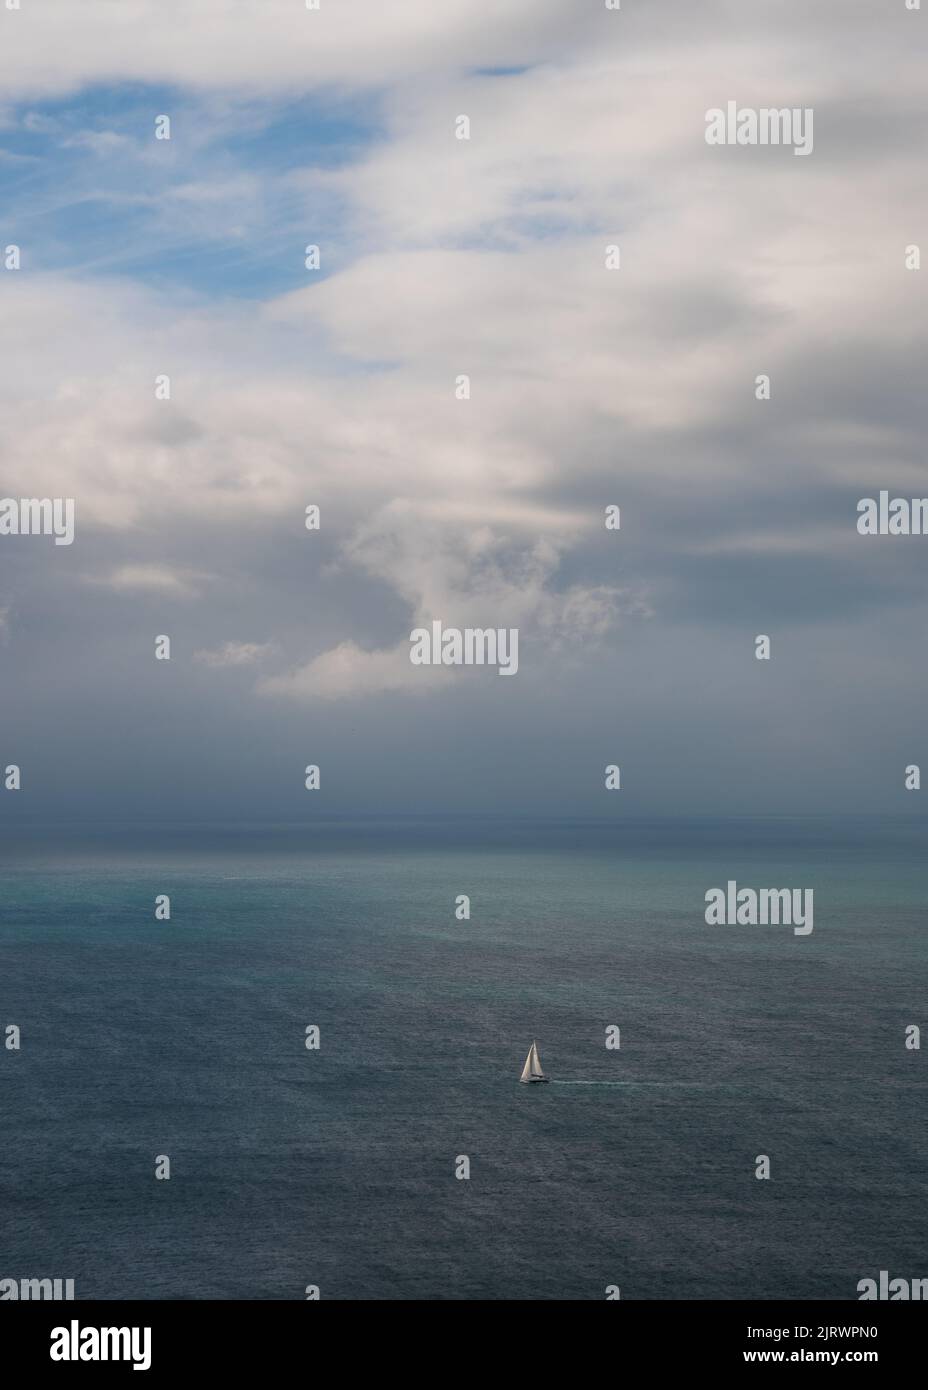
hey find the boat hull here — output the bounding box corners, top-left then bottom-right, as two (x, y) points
(521, 1076), (549, 1083)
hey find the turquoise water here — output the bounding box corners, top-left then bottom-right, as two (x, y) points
(1, 819), (925, 1299)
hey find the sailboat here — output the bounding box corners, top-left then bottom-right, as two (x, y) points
(519, 1039), (549, 1084)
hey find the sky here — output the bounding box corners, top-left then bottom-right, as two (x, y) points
(0, 0), (926, 826)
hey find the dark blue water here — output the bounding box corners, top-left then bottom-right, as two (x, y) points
(1, 818), (925, 1299)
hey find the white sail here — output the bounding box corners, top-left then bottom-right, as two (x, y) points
(530, 1042), (545, 1078)
(520, 1040), (547, 1081)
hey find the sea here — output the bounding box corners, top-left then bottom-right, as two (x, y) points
(1, 816), (925, 1300)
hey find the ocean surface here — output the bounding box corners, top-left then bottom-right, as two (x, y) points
(1, 817), (925, 1300)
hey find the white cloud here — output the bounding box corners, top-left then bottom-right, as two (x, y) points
(86, 563), (208, 596)
(195, 640), (273, 667)
(257, 514), (647, 702)
(0, 0), (591, 99)
(61, 129), (134, 156)
(0, 0), (923, 713)
(258, 639), (452, 702)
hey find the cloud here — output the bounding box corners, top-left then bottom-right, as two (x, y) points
(61, 129), (134, 156)
(86, 563), (208, 597)
(0, 0), (591, 99)
(255, 510), (648, 702)
(258, 639), (452, 702)
(0, 1), (926, 810)
(195, 640), (273, 667)
(0, 1), (903, 105)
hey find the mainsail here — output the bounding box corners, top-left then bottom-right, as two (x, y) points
(520, 1040), (547, 1082)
